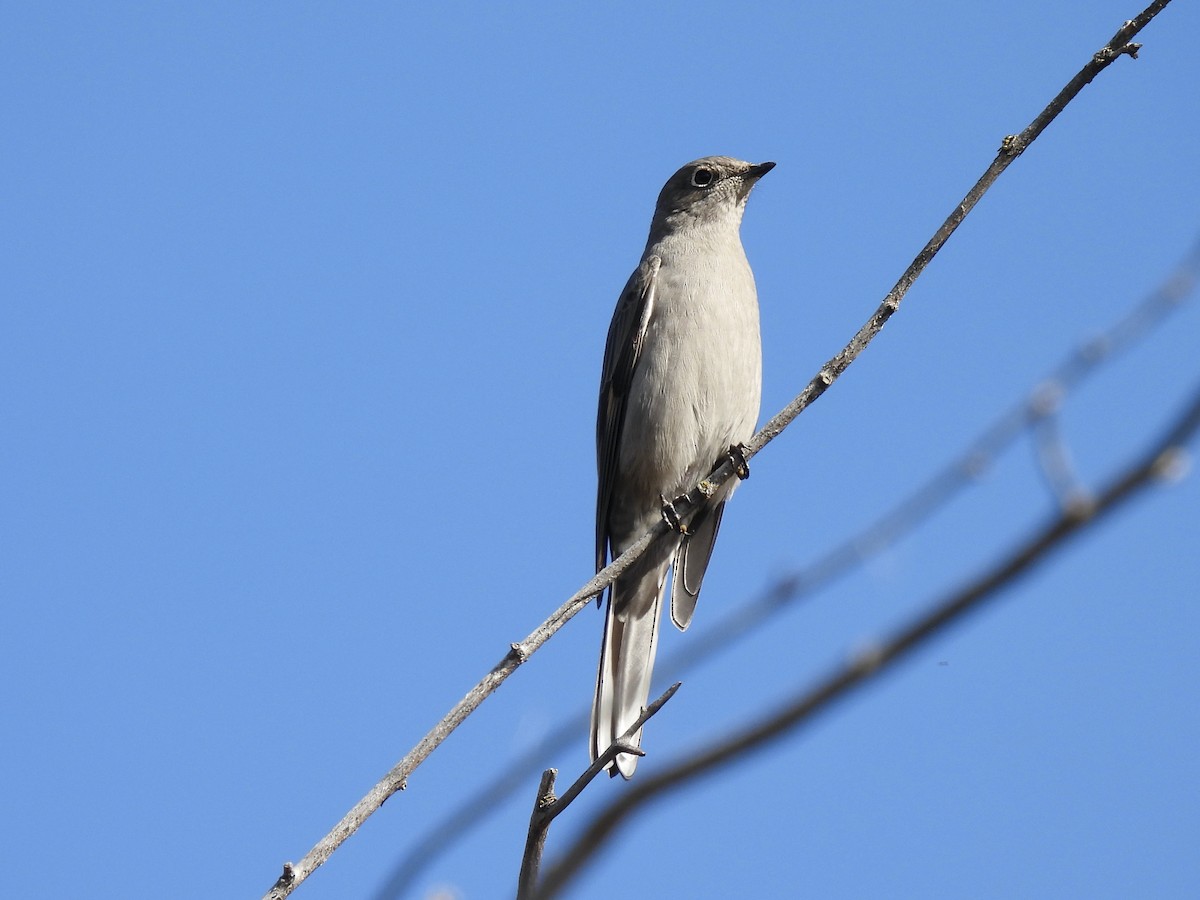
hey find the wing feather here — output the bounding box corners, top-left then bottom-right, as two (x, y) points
(595, 255), (660, 581)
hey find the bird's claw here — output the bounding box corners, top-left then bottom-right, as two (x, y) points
(660, 494), (688, 534)
(727, 443), (751, 480)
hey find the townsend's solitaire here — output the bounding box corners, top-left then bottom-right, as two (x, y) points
(592, 156), (773, 778)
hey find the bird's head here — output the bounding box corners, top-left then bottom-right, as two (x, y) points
(651, 156), (775, 235)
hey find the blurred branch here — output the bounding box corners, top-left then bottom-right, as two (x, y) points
(516, 685), (679, 899)
(1032, 409), (1094, 516)
(374, 231), (1198, 899)
(264, 3), (1172, 896)
(536, 380), (1200, 898)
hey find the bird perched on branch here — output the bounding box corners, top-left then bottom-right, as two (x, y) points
(592, 155), (773, 778)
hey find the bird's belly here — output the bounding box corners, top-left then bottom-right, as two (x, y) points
(616, 290), (761, 503)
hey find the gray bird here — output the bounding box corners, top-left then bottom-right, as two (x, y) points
(592, 156), (773, 778)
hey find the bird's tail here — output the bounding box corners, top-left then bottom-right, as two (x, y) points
(591, 549), (671, 779)
(669, 499), (727, 630)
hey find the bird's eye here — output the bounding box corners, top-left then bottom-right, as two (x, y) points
(690, 167), (715, 188)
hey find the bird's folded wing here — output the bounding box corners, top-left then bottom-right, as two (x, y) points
(595, 255), (660, 577)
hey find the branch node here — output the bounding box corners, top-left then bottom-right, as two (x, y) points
(1064, 492), (1098, 521)
(538, 770), (559, 809)
(1097, 41), (1142, 63)
(817, 369), (834, 387)
(269, 863), (296, 896)
(999, 133), (1022, 156)
(961, 451), (992, 479)
(1163, 272), (1194, 303)
(510, 642), (529, 663)
(1029, 380), (1065, 418)
(1078, 334), (1113, 363)
(612, 741), (647, 758)
(1151, 447), (1190, 482)
(850, 641), (885, 675)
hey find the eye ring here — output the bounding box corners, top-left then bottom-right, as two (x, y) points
(690, 167), (715, 188)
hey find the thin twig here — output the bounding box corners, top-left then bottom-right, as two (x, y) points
(264, 4), (1172, 896)
(535, 380), (1200, 897)
(1032, 411), (1094, 515)
(516, 684), (680, 899)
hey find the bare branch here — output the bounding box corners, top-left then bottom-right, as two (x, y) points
(516, 685), (680, 899)
(546, 684), (679, 825)
(516, 769), (558, 900)
(264, 527), (659, 899)
(264, 3), (1175, 895)
(535, 380), (1200, 897)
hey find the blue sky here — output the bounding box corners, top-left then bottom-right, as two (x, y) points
(3, 3), (1198, 898)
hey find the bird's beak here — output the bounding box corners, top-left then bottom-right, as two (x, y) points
(746, 161), (776, 180)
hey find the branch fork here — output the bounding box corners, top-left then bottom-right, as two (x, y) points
(516, 684), (680, 898)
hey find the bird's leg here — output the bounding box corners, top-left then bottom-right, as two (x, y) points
(726, 443), (751, 480)
(659, 494), (689, 534)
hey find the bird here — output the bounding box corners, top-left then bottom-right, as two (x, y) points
(592, 155), (773, 778)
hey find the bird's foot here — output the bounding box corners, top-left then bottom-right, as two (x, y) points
(727, 443), (751, 480)
(659, 494), (689, 534)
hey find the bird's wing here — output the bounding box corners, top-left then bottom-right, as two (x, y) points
(595, 255), (660, 578)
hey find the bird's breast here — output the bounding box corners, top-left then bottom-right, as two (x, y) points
(616, 243), (763, 501)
